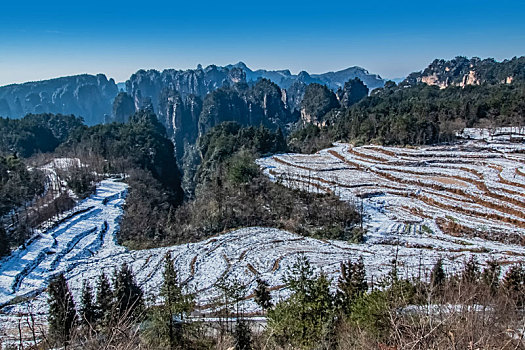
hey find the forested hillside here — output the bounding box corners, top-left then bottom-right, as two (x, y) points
(291, 73), (525, 152)
(0, 110), (185, 255)
(0, 114), (84, 157)
(403, 56), (525, 88)
(0, 107), (361, 251)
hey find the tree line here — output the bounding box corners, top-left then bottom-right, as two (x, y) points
(290, 79), (525, 152)
(46, 254), (195, 349)
(43, 254), (525, 349)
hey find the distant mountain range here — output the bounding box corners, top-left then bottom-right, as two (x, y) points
(1, 57), (523, 128)
(224, 62), (385, 91)
(0, 74), (118, 125)
(0, 63), (386, 124)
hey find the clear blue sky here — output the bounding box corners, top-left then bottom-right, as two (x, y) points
(1, 0), (523, 85)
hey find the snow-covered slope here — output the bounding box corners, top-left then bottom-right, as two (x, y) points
(257, 141), (525, 252)
(0, 179), (128, 310)
(457, 127), (525, 142)
(2, 141), (525, 343)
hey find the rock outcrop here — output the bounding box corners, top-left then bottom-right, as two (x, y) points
(0, 62), (386, 149)
(125, 65), (246, 112)
(198, 79), (293, 139)
(336, 78), (369, 108)
(300, 83), (340, 126)
(403, 56), (525, 89)
(158, 89), (202, 161)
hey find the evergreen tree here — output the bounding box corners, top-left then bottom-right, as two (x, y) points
(284, 254), (315, 297)
(113, 263), (144, 321)
(95, 272), (113, 327)
(159, 253), (194, 349)
(48, 273), (77, 347)
(254, 278), (273, 310)
(216, 275), (247, 324)
(337, 257), (367, 315)
(461, 256), (480, 284)
(79, 280), (96, 326)
(388, 255), (399, 285)
(268, 256), (335, 348)
(502, 264), (525, 306)
(274, 127), (287, 153)
(0, 225), (10, 257)
(430, 258), (446, 291)
(310, 273), (335, 325)
(481, 259), (501, 295)
(234, 318), (253, 350)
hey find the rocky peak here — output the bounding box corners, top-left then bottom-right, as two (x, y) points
(403, 56), (525, 89)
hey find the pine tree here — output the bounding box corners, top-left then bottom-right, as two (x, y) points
(461, 256), (480, 284)
(234, 318), (253, 350)
(481, 259), (501, 295)
(430, 258), (446, 291)
(0, 225), (10, 258)
(254, 278), (273, 310)
(269, 256), (336, 348)
(337, 257), (367, 315)
(95, 273), (113, 327)
(160, 253), (193, 349)
(502, 264), (525, 306)
(284, 254), (315, 298)
(80, 280), (96, 326)
(310, 273), (335, 325)
(274, 127), (287, 152)
(113, 263), (144, 321)
(388, 254), (399, 286)
(48, 273), (77, 347)
(216, 275), (247, 331)
(503, 264), (524, 292)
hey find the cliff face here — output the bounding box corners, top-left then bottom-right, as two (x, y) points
(299, 83), (340, 126)
(403, 56), (525, 89)
(0, 74), (118, 125)
(336, 78), (369, 108)
(198, 79), (293, 139)
(132, 62), (384, 116)
(126, 66), (246, 111)
(125, 65), (249, 156)
(158, 89), (202, 161)
(126, 63), (364, 153)
(0, 62), (385, 146)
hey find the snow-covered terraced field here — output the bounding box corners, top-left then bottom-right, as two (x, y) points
(2, 141), (525, 343)
(258, 141), (525, 249)
(457, 127), (525, 142)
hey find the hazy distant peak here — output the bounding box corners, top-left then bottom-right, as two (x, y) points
(0, 73), (118, 124)
(233, 61), (249, 70)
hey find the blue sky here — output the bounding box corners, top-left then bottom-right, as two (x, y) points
(0, 0), (523, 85)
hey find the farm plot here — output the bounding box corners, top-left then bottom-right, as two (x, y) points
(2, 142), (525, 345)
(257, 140), (525, 248)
